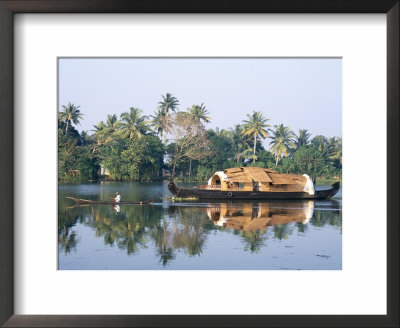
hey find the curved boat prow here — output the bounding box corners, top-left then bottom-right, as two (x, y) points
(326, 181), (340, 199)
(168, 181), (179, 196)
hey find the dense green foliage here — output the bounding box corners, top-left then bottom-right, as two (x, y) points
(58, 94), (342, 183)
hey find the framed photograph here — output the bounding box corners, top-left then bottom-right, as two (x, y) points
(1, 0), (398, 327)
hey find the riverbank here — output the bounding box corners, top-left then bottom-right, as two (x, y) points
(59, 177), (341, 186)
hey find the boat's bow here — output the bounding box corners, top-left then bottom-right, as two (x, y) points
(168, 181), (180, 196)
(314, 182), (340, 199)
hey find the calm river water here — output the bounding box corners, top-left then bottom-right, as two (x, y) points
(58, 182), (342, 270)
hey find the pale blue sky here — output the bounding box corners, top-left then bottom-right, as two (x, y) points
(58, 58), (342, 145)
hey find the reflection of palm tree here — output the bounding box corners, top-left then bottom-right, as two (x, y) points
(157, 246), (176, 266)
(152, 222), (176, 266)
(118, 237), (139, 255)
(242, 230), (267, 253)
(59, 196), (343, 267)
(242, 111), (270, 161)
(296, 222), (308, 233)
(172, 226), (206, 256)
(273, 224), (293, 240)
(104, 230), (115, 245)
(58, 228), (78, 254)
(187, 241), (205, 256)
(85, 205), (158, 255)
(269, 124), (296, 166)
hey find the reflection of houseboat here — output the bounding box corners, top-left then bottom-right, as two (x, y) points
(207, 201), (314, 231)
(168, 167), (339, 200)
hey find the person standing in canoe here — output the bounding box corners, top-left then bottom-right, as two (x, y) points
(113, 192), (121, 203)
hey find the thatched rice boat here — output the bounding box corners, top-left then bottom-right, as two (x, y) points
(168, 167), (339, 200)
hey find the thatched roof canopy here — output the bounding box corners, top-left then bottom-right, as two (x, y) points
(224, 167), (273, 183)
(228, 175), (253, 183)
(222, 167), (305, 185)
(243, 167), (273, 183)
(268, 173), (307, 185)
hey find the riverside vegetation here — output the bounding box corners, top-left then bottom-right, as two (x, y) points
(58, 94), (342, 184)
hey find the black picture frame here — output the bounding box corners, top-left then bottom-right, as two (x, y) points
(0, 0), (398, 327)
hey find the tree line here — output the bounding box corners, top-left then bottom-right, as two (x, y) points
(58, 93), (342, 183)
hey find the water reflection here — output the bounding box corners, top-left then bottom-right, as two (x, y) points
(204, 201), (316, 253)
(59, 195), (341, 268)
(114, 204), (120, 214)
(206, 201), (315, 230)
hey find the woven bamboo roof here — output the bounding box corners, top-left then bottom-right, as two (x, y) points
(268, 173), (306, 185)
(244, 168), (273, 183)
(220, 167), (306, 185)
(224, 167), (242, 174)
(223, 167), (274, 183)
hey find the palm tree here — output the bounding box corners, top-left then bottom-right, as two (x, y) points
(328, 137), (342, 163)
(158, 93), (179, 114)
(91, 121), (107, 146)
(119, 107), (148, 141)
(80, 130), (90, 146)
(215, 127), (230, 138)
(242, 111), (270, 161)
(229, 126), (243, 163)
(101, 114), (120, 143)
(269, 124), (296, 166)
(150, 108), (167, 142)
(186, 103), (211, 125)
(59, 138), (79, 173)
(242, 148), (258, 163)
(229, 124), (248, 163)
(295, 129), (311, 148)
(120, 107), (147, 140)
(184, 104), (211, 179)
(311, 135), (329, 156)
(92, 122), (105, 133)
(59, 102), (83, 134)
(105, 114), (119, 130)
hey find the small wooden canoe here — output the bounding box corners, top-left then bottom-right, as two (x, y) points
(66, 197), (153, 205)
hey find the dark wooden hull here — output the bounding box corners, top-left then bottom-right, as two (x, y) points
(66, 197), (153, 205)
(167, 182), (340, 200)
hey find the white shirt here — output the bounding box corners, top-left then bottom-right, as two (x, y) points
(115, 194), (121, 202)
